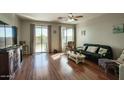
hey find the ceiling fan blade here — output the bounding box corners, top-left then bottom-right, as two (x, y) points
(75, 15), (83, 18)
(58, 17), (68, 21)
(74, 18), (78, 21)
(58, 17), (65, 19)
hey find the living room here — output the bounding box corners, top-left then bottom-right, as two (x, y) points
(0, 13), (124, 80)
(1, 0), (124, 93)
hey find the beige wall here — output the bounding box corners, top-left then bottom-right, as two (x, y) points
(0, 13), (21, 43)
(20, 20), (74, 54)
(1, 13), (124, 58)
(77, 13), (124, 59)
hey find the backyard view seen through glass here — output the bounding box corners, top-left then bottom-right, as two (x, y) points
(35, 26), (48, 52)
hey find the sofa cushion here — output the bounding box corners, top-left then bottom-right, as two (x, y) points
(98, 48), (108, 55)
(86, 46), (98, 53)
(76, 47), (83, 51)
(76, 46), (86, 51)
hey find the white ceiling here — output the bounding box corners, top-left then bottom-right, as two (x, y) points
(16, 13), (104, 24)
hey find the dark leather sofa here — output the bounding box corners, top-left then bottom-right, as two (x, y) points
(76, 43), (113, 62)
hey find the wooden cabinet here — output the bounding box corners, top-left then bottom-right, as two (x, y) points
(9, 50), (14, 77)
(0, 46), (23, 80)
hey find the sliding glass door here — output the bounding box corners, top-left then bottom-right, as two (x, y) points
(61, 27), (74, 51)
(35, 26), (48, 53)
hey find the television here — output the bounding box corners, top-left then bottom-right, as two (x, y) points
(0, 21), (17, 49)
(5, 25), (13, 48)
(0, 25), (5, 49)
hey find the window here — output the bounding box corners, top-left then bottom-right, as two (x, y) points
(0, 25), (5, 49)
(5, 26), (13, 47)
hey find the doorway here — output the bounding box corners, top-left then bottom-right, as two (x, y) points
(34, 26), (48, 53)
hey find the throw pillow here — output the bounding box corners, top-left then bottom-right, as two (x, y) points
(82, 46), (86, 50)
(117, 50), (124, 63)
(98, 48), (108, 55)
(86, 46), (98, 53)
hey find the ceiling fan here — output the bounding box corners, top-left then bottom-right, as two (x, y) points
(58, 13), (83, 22)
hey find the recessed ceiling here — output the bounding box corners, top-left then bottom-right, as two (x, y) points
(16, 13), (104, 24)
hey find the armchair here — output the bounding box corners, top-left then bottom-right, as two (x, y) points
(65, 41), (75, 51)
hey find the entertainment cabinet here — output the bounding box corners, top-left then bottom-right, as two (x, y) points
(0, 45), (23, 80)
(0, 20), (22, 80)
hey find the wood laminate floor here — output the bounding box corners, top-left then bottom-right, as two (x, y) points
(14, 53), (118, 80)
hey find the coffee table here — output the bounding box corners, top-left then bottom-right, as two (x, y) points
(67, 51), (86, 64)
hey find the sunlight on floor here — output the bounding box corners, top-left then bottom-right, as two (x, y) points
(51, 53), (65, 60)
(60, 55), (73, 74)
(35, 44), (48, 52)
(33, 53), (49, 78)
(34, 53), (48, 68)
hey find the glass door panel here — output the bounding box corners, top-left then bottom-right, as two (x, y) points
(35, 26), (42, 52)
(35, 26), (48, 53)
(61, 27), (66, 51)
(67, 28), (73, 42)
(41, 27), (48, 52)
(61, 27), (74, 51)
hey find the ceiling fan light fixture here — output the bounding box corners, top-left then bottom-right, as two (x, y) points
(68, 18), (75, 22)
